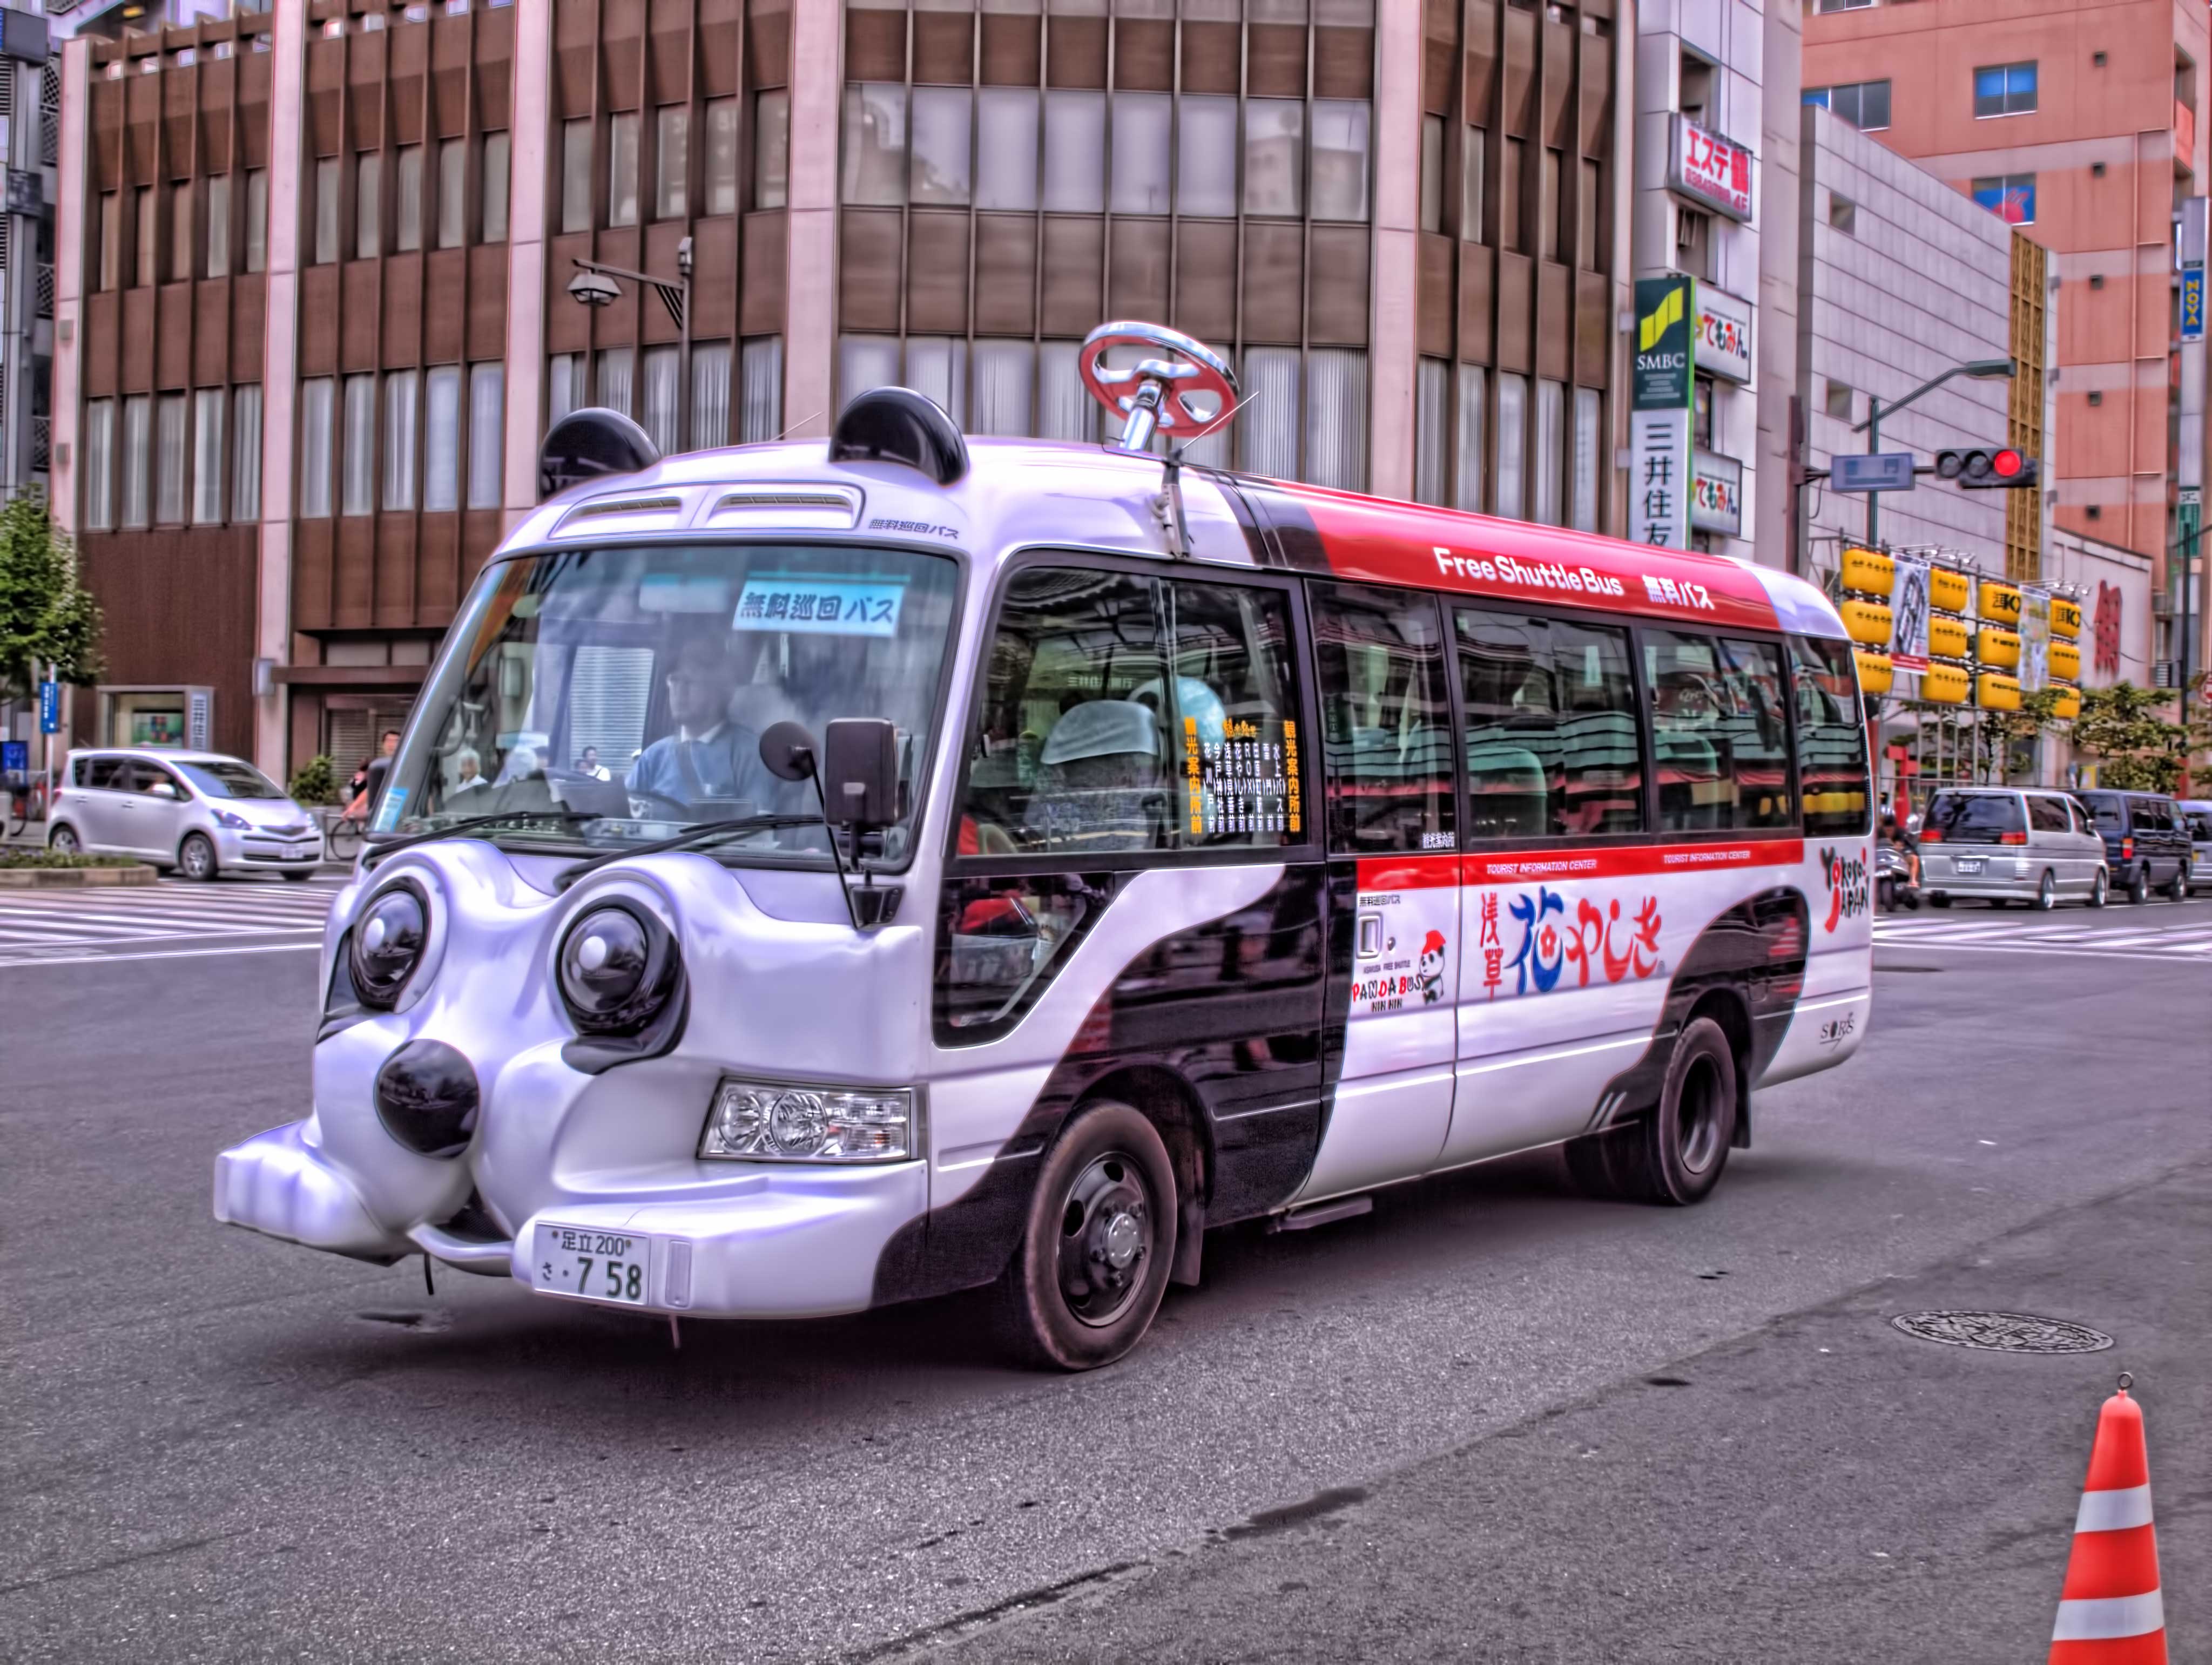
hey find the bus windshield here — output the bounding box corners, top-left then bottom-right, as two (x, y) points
(378, 543), (961, 863)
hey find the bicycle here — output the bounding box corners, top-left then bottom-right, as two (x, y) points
(325, 809), (368, 864)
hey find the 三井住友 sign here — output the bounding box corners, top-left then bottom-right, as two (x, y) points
(1694, 284), (1754, 383)
(1691, 450), (1742, 538)
(1671, 115), (1754, 223)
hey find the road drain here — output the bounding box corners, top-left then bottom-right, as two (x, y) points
(1890, 1311), (2113, 1353)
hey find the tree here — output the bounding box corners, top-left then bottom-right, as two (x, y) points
(2070, 682), (2187, 793)
(1979, 686), (2067, 784)
(0, 490), (102, 708)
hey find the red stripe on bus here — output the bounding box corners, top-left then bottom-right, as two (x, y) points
(1357, 841), (1809, 894)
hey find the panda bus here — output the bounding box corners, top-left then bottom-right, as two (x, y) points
(215, 322), (1873, 1371)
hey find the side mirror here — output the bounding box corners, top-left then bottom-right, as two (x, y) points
(758, 720), (818, 783)
(822, 719), (899, 827)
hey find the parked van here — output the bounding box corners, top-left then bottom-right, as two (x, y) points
(1919, 787), (2109, 910)
(2177, 799), (2212, 890)
(2078, 790), (2194, 904)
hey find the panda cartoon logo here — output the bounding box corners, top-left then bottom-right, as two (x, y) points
(1417, 929), (1448, 1004)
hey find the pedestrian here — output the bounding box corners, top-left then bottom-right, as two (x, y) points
(576, 746), (612, 782)
(345, 729), (402, 821)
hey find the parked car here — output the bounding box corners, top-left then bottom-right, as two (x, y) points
(1918, 787), (2109, 910)
(2179, 800), (2212, 891)
(48, 750), (323, 881)
(2077, 789), (2194, 905)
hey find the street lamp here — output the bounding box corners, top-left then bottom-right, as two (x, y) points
(565, 238), (693, 454)
(1851, 357), (2015, 546)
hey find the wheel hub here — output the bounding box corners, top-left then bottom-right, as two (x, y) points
(1055, 1153), (1152, 1327)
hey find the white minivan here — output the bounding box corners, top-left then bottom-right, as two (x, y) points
(49, 749), (324, 879)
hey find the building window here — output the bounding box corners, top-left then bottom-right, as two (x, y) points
(640, 344), (681, 455)
(1238, 348), (1299, 478)
(1830, 192), (1856, 234)
(154, 393), (187, 524)
(424, 365), (462, 511)
(1043, 90), (1105, 213)
(970, 340), (1033, 437)
(134, 186), (157, 286)
(1806, 79), (1891, 131)
(1414, 357), (1449, 504)
(656, 106), (689, 220)
(394, 145), (423, 251)
(1534, 378), (1566, 524)
(976, 90), (1039, 211)
(83, 398), (114, 530)
(1579, 159), (1601, 269)
(596, 347), (634, 418)
(1307, 350), (1368, 491)
(436, 139), (467, 248)
(704, 98), (740, 215)
(119, 395), (151, 526)
(313, 157), (340, 265)
(355, 152), (382, 258)
(1419, 115), (1445, 235)
(1455, 364), (1487, 512)
(547, 353), (585, 425)
(1501, 137), (1526, 253)
(753, 91), (788, 211)
(912, 86), (974, 206)
(1815, 0), (1872, 11)
(384, 370), (419, 511)
(842, 83), (905, 206)
(204, 174), (231, 277)
(299, 378), (335, 518)
(1693, 375), (1714, 449)
(1180, 94), (1238, 217)
(1824, 379), (1853, 422)
(232, 384), (262, 522)
(98, 192), (120, 290)
(190, 388), (226, 524)
(168, 181), (193, 282)
(739, 336), (782, 442)
(1572, 387), (1602, 532)
(1245, 100), (1303, 216)
(1974, 62), (2038, 118)
(341, 373), (376, 516)
(1311, 100), (1372, 222)
(468, 363), (504, 509)
(481, 132), (510, 242)
(1110, 91), (1170, 216)
(1495, 373), (1528, 519)
(609, 112), (642, 227)
(244, 169), (267, 272)
(561, 118), (592, 233)
(1462, 127), (1485, 243)
(691, 340), (732, 446)
(1971, 173), (2036, 224)
(1540, 147), (1562, 259)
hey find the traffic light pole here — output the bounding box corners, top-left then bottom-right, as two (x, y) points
(1853, 358), (2016, 548)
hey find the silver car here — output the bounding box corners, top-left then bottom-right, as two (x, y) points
(2180, 800), (2212, 889)
(48, 749), (324, 881)
(1919, 787), (2109, 910)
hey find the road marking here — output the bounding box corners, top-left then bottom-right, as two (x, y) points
(0, 940), (322, 969)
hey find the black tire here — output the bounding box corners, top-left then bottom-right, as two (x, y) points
(2164, 863), (2188, 902)
(1928, 893), (1952, 909)
(2127, 865), (2150, 905)
(992, 1101), (1177, 1371)
(1570, 1016), (1738, 1207)
(2034, 871), (2056, 911)
(280, 869), (314, 882)
(47, 823), (81, 856)
(178, 831), (219, 882)
(2087, 869), (2108, 909)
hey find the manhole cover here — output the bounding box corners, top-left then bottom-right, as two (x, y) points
(1890, 1311), (2113, 1353)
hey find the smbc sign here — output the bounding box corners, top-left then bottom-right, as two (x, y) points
(1629, 277), (1694, 547)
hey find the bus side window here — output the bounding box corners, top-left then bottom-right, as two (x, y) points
(1788, 635), (1871, 837)
(1455, 606), (1642, 841)
(1309, 581), (1455, 854)
(1644, 629), (1793, 833)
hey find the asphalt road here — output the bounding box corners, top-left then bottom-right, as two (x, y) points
(4, 896), (2209, 1664)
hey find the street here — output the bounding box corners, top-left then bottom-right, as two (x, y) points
(2, 890), (2207, 1663)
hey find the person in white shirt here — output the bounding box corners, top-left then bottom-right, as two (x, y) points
(448, 748), (488, 796)
(576, 746), (612, 782)
(626, 637), (780, 809)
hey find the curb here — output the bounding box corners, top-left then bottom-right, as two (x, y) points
(0, 864), (160, 889)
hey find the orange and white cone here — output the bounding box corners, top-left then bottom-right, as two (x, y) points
(2049, 1374), (2166, 1664)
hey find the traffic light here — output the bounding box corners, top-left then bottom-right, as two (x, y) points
(1934, 447), (2039, 489)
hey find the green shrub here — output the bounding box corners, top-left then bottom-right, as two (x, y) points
(0, 849), (140, 869)
(288, 753), (340, 807)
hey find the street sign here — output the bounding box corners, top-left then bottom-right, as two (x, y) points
(1, 739), (25, 786)
(37, 680), (59, 734)
(2185, 268), (2206, 343)
(1831, 452), (1918, 493)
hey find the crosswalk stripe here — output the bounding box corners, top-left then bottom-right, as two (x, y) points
(0, 877), (345, 964)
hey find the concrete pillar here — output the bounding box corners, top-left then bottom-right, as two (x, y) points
(253, 0), (309, 777)
(782, 0), (842, 439)
(1366, 0), (1421, 502)
(502, 0), (552, 524)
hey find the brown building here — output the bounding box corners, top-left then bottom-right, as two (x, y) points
(51, 0), (1636, 783)
(1805, 0), (2210, 661)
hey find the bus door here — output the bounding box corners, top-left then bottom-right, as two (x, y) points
(1300, 583), (1460, 1199)
(1444, 606), (1658, 1162)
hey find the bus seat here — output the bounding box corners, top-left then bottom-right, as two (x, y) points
(1024, 699), (1168, 851)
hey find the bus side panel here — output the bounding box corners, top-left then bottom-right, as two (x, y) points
(1761, 837), (1873, 1085)
(876, 862), (1326, 1305)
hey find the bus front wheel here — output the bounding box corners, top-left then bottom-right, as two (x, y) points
(992, 1100), (1179, 1372)
(1567, 1016), (1738, 1207)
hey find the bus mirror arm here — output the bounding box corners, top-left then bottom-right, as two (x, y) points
(760, 720), (902, 931)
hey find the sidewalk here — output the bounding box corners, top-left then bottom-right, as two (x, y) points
(922, 1160), (2212, 1664)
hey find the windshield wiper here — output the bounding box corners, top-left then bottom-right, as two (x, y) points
(554, 814), (823, 890)
(363, 809), (609, 868)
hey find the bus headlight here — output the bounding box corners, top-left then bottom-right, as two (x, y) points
(698, 1079), (918, 1163)
(557, 904), (678, 1035)
(348, 882), (430, 1009)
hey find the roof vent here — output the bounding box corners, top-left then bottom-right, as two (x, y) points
(828, 387), (968, 486)
(552, 492), (687, 538)
(703, 485), (864, 530)
(539, 407), (660, 499)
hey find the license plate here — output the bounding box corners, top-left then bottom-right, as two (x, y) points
(534, 1223), (650, 1305)
(1954, 858), (1984, 874)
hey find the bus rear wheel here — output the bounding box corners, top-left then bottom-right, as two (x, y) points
(992, 1100), (1178, 1372)
(1567, 1017), (1738, 1207)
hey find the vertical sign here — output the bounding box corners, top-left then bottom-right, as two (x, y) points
(1630, 276), (1695, 549)
(187, 690), (212, 753)
(2020, 590), (2052, 693)
(38, 680), (59, 734)
(2184, 268), (2205, 343)
(1888, 559), (1931, 672)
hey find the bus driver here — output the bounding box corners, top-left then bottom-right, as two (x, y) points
(627, 635), (782, 810)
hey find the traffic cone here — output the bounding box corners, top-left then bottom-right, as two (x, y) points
(2049, 1374), (2166, 1664)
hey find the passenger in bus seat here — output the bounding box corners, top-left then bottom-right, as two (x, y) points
(1024, 699), (1170, 851)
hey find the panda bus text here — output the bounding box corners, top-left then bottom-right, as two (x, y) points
(214, 324), (1872, 1371)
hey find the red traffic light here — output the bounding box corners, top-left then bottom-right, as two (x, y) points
(1989, 448), (2025, 479)
(1932, 446), (2039, 489)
